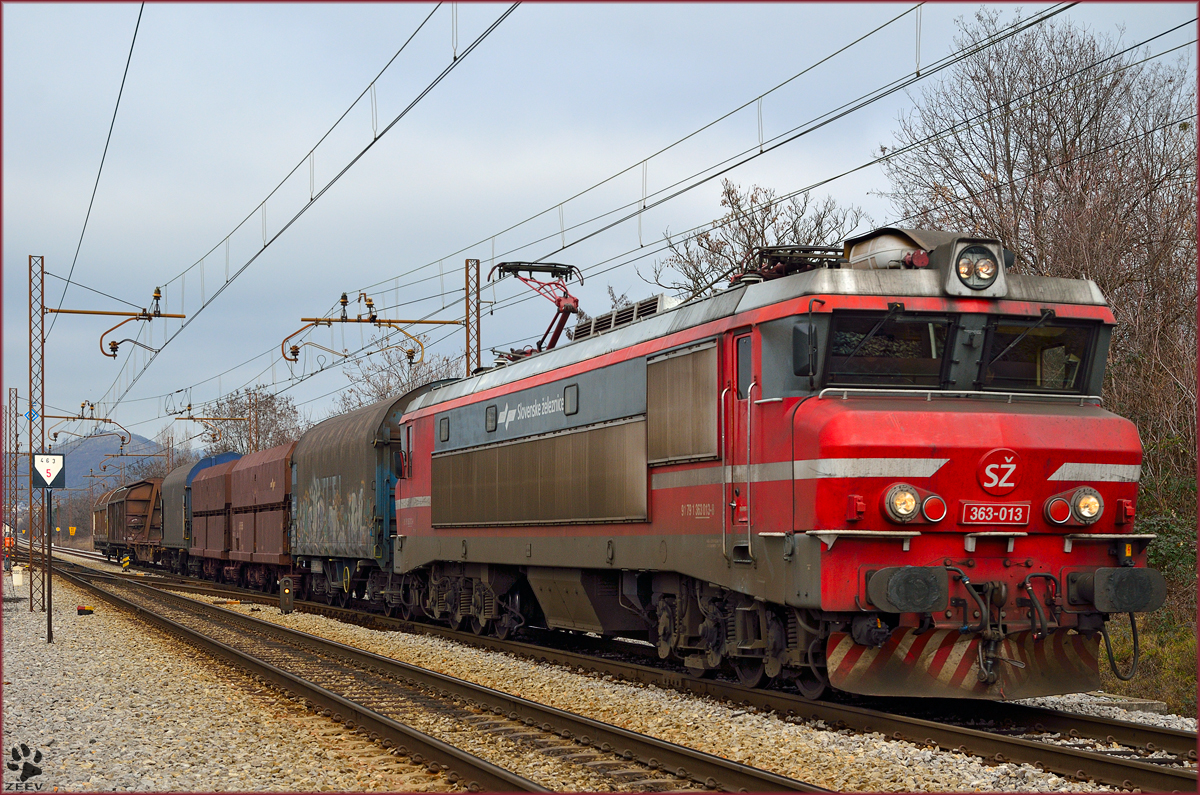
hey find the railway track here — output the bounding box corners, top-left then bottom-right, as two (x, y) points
(48, 550), (1197, 791)
(55, 560), (827, 793)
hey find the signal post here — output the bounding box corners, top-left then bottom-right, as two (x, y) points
(31, 453), (64, 643)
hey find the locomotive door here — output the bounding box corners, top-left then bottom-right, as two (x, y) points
(394, 422), (413, 538)
(725, 331), (757, 559)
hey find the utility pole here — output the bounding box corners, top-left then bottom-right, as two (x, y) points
(28, 256), (46, 612)
(464, 258), (481, 376)
(27, 254), (184, 612)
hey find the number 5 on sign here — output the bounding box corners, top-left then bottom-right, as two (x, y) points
(33, 454), (65, 489)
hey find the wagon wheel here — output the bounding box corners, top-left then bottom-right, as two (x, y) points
(383, 602), (400, 619)
(732, 657), (768, 689)
(337, 590), (353, 609)
(398, 600), (416, 621)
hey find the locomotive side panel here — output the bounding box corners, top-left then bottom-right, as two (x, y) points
(431, 419), (647, 526)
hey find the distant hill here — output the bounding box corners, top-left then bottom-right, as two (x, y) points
(15, 432), (165, 490)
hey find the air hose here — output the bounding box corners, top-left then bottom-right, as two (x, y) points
(1100, 612), (1140, 681)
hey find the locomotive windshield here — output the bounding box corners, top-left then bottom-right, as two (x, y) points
(979, 318), (1095, 392)
(826, 311), (953, 387)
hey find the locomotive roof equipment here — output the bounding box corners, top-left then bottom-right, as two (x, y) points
(489, 261), (584, 357)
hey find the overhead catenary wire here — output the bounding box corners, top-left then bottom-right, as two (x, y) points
(44, 271), (142, 310)
(92, 9), (1182, 428)
(94, 3), (519, 413)
(353, 1), (1077, 309)
(91, 1), (446, 409)
(47, 2), (145, 340)
(76, 11), (1191, 436)
(351, 2), (927, 299)
(108, 86), (1190, 434)
(82, 1), (965, 423)
(256, 100), (1196, 419)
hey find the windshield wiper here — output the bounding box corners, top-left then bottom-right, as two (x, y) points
(838, 302), (905, 364)
(986, 307), (1056, 366)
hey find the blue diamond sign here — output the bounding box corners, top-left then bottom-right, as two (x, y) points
(24, 409), (38, 422)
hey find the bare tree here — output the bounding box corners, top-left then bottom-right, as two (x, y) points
(639, 179), (870, 298)
(203, 387), (311, 456)
(126, 424), (199, 480)
(335, 334), (462, 413)
(876, 8), (1197, 523)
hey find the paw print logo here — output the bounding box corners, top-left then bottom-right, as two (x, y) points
(7, 744), (42, 782)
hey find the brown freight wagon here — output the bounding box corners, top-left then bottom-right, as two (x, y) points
(91, 487), (121, 558)
(189, 460), (237, 581)
(229, 442), (296, 591)
(102, 479), (164, 564)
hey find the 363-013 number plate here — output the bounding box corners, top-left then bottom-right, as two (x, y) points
(960, 502), (1030, 525)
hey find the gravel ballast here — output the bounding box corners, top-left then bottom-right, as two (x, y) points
(158, 590), (1138, 791)
(1, 572), (456, 792)
(8, 556), (1193, 792)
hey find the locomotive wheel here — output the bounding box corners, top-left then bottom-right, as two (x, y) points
(732, 658), (768, 688)
(795, 669), (828, 700)
(383, 603), (399, 619)
(469, 616), (489, 636)
(448, 613), (467, 632)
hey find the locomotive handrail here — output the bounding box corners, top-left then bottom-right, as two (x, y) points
(1062, 533), (1156, 553)
(745, 380), (757, 562)
(806, 529), (920, 551)
(818, 387), (1103, 405)
(719, 386), (731, 561)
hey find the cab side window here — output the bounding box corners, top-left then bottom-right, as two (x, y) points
(736, 335), (752, 399)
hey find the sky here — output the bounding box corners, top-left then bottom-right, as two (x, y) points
(3, 2), (1196, 458)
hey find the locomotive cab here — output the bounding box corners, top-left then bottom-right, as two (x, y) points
(767, 227), (1167, 698)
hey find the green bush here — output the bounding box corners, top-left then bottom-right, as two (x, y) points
(1097, 509), (1196, 715)
(1099, 615), (1197, 716)
(1139, 512), (1197, 585)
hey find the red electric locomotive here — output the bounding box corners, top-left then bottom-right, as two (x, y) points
(386, 226), (1164, 700)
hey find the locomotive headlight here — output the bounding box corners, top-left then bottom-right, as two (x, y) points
(954, 245), (1000, 290)
(1072, 488), (1103, 524)
(885, 484), (919, 522)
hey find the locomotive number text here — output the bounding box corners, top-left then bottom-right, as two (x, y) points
(960, 502), (1030, 525)
(680, 502), (716, 519)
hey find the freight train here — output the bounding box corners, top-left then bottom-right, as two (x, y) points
(94, 225), (1167, 701)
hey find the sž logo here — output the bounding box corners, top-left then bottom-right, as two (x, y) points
(6, 744), (43, 785)
(977, 448), (1021, 496)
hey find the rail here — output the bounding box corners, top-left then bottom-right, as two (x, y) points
(54, 560), (828, 793)
(48, 549), (1195, 791)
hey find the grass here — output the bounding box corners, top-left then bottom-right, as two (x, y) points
(1097, 578), (1197, 716)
